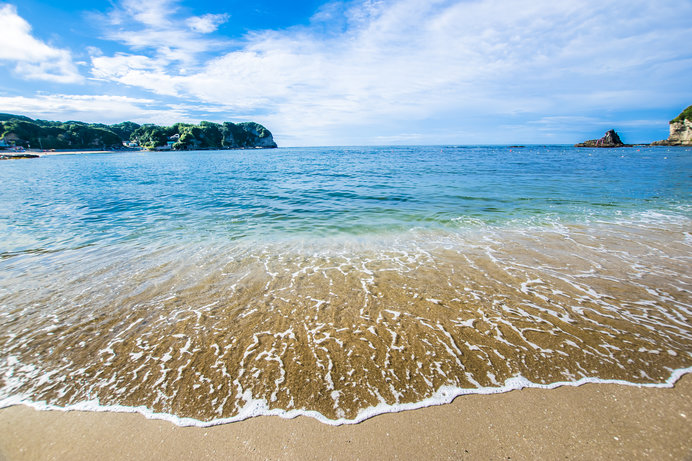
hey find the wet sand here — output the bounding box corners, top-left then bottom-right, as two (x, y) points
(0, 374), (690, 460)
(2, 222), (691, 424)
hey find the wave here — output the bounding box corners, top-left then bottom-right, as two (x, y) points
(1, 217), (690, 425)
(2, 367), (690, 427)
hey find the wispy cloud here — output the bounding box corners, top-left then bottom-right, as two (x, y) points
(88, 0), (233, 98)
(0, 3), (83, 83)
(3, 0), (690, 144)
(92, 0), (229, 64)
(0, 94), (195, 125)
(186, 13), (229, 34)
(85, 0), (692, 144)
(90, 54), (184, 96)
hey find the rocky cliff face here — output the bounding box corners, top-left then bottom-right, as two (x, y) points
(670, 119), (692, 144)
(240, 122), (277, 148)
(651, 105), (692, 146)
(575, 129), (626, 147)
(651, 120), (692, 146)
(222, 122), (277, 149)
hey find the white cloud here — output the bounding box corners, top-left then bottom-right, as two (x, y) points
(186, 13), (229, 34)
(0, 94), (194, 125)
(88, 0), (692, 144)
(93, 0), (228, 64)
(106, 0), (174, 28)
(0, 3), (82, 83)
(90, 54), (184, 96)
(88, 0), (232, 99)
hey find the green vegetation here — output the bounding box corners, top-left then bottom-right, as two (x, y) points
(0, 113), (33, 122)
(108, 121), (142, 141)
(671, 105), (692, 123)
(0, 114), (276, 150)
(0, 118), (122, 150)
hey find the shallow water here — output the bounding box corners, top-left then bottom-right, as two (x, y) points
(1, 146), (691, 424)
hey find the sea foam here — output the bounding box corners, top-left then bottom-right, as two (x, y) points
(2, 367), (691, 427)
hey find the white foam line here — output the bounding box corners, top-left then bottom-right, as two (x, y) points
(1, 367), (690, 427)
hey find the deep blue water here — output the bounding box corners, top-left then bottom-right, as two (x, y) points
(1, 145), (691, 255)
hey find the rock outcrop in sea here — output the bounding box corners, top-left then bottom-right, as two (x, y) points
(651, 105), (692, 146)
(575, 129), (627, 147)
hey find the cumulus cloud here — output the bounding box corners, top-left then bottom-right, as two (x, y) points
(0, 3), (82, 83)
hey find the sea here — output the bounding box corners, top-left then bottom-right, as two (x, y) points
(1, 145), (691, 425)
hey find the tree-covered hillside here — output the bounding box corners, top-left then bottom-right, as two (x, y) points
(0, 115), (122, 150)
(671, 105), (692, 123)
(130, 121), (277, 150)
(0, 114), (277, 150)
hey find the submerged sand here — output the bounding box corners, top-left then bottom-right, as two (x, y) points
(0, 374), (690, 460)
(2, 219), (691, 423)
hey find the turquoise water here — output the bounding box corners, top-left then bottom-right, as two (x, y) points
(1, 145), (691, 425)
(1, 145), (691, 254)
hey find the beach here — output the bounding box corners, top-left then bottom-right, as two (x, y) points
(2, 0), (691, 455)
(33, 150), (120, 156)
(1, 374), (690, 460)
(1, 146), (690, 456)
(0, 150), (121, 159)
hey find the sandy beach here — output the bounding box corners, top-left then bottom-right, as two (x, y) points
(0, 150), (122, 158)
(0, 374), (690, 460)
(33, 150), (122, 157)
(1, 146), (691, 459)
(1, 0), (691, 456)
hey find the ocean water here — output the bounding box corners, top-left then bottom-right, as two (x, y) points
(0, 145), (691, 425)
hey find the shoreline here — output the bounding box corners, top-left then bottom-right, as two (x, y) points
(2, 367), (691, 427)
(1, 211), (690, 426)
(1, 144), (690, 459)
(22, 146), (279, 157)
(4, 144), (690, 158)
(34, 149), (120, 156)
(1, 374), (690, 460)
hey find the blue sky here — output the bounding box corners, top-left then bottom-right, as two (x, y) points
(1, 0), (691, 146)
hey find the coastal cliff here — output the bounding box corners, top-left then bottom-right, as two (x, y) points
(0, 114), (277, 151)
(575, 129), (627, 147)
(651, 105), (692, 146)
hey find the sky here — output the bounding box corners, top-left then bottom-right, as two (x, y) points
(1, 0), (691, 146)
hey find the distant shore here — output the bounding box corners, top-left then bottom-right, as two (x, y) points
(3, 146), (278, 157)
(2, 144), (689, 159)
(33, 149), (117, 156)
(0, 375), (690, 460)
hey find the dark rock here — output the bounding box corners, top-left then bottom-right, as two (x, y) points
(575, 129), (628, 147)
